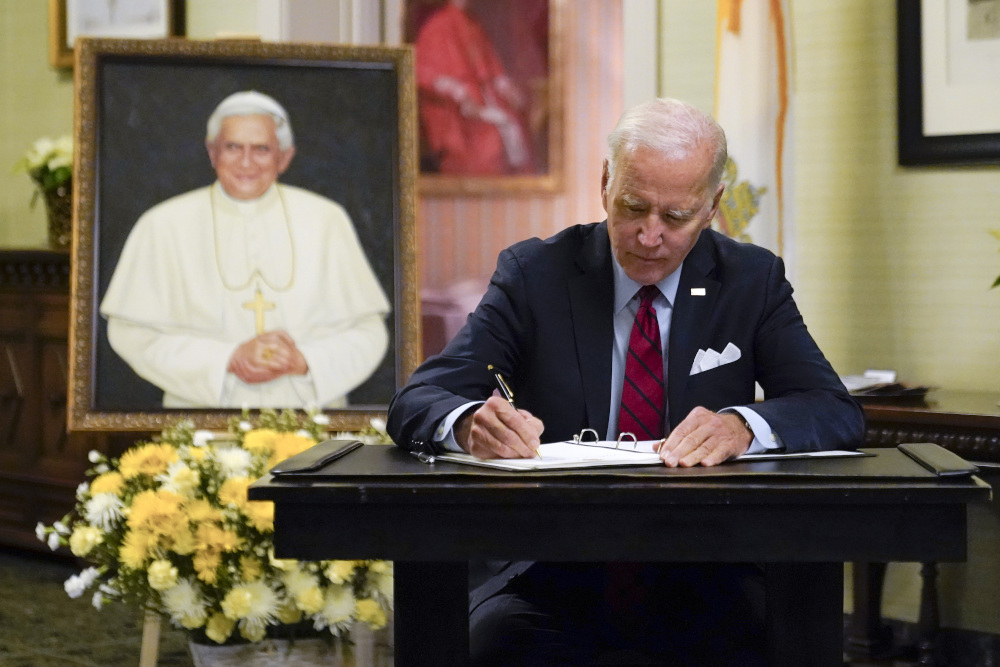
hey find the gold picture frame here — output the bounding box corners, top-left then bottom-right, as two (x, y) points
(406, 0), (565, 194)
(68, 38), (420, 432)
(48, 0), (185, 68)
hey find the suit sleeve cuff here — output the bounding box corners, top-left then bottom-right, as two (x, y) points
(721, 406), (784, 454)
(433, 401), (484, 452)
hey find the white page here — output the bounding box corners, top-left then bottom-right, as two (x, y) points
(431, 439), (866, 471)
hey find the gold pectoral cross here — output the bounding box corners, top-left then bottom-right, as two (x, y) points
(242, 288), (275, 335)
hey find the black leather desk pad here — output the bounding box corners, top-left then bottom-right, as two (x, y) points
(273, 445), (952, 482)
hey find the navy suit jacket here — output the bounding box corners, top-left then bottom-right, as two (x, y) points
(387, 223), (865, 606)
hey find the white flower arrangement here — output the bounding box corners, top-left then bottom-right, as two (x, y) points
(37, 410), (393, 647)
(12, 135), (73, 206)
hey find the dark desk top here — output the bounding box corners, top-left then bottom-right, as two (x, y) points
(250, 446), (989, 564)
(251, 445), (989, 508)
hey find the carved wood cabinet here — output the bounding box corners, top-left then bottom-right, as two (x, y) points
(0, 249), (123, 551)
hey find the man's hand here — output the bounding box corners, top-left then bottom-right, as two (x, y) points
(227, 330), (308, 384)
(657, 407), (752, 467)
(455, 396), (545, 459)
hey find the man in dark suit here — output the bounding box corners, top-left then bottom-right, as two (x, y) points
(387, 98), (865, 666)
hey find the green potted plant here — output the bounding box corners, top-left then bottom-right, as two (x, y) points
(37, 410), (393, 665)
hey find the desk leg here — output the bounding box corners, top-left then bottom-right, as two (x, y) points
(847, 562), (892, 658)
(765, 562), (843, 667)
(395, 561), (469, 666)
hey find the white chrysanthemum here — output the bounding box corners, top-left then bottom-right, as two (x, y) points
(281, 566), (318, 596)
(94, 463), (109, 474)
(76, 481), (89, 500)
(64, 567), (101, 598)
(213, 446), (253, 478)
(221, 580), (280, 641)
(162, 579), (209, 629)
(88, 450), (102, 463)
(25, 136), (55, 166)
(317, 586), (355, 629)
(35, 522), (46, 541)
(53, 520), (69, 535)
(372, 563), (394, 607)
(47, 532), (61, 551)
(193, 430), (215, 446)
(156, 460), (200, 497)
(239, 420), (253, 432)
(84, 492), (125, 531)
(52, 135), (73, 160)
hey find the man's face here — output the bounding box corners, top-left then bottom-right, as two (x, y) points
(207, 114), (295, 201)
(602, 143), (723, 285)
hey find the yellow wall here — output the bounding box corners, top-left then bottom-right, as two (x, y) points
(660, 1), (1000, 394)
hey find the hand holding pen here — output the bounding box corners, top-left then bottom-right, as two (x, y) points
(489, 365), (542, 459)
(454, 368), (544, 459)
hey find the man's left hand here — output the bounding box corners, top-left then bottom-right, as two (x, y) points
(657, 407), (752, 467)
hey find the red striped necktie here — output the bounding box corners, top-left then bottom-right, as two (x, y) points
(617, 285), (665, 439)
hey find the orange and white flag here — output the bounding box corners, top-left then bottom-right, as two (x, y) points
(714, 0), (795, 278)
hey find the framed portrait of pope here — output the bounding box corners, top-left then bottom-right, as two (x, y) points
(68, 38), (420, 432)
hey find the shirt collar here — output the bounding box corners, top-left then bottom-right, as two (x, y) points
(214, 182), (280, 214)
(612, 255), (683, 314)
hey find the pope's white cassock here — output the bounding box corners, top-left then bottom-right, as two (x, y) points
(100, 182), (390, 409)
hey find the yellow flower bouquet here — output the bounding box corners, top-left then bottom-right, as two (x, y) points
(36, 410), (393, 650)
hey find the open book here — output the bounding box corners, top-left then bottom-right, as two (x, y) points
(430, 439), (865, 471)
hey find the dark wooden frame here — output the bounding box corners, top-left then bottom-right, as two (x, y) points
(406, 0), (565, 194)
(48, 0), (185, 68)
(898, 0), (1000, 165)
(68, 38), (419, 432)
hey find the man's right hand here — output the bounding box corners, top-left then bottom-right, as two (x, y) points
(455, 396), (544, 459)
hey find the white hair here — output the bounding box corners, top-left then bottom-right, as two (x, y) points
(205, 91), (294, 150)
(606, 97), (727, 191)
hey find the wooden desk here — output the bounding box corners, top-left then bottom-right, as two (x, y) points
(864, 390), (1000, 462)
(848, 390), (1000, 661)
(250, 446), (987, 667)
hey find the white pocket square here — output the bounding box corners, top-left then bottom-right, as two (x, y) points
(690, 342), (741, 375)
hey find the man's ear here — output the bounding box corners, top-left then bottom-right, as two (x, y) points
(600, 159), (610, 212)
(277, 147), (296, 174)
(706, 182), (725, 222)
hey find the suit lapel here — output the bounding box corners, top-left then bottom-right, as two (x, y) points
(667, 231), (720, 428)
(568, 222), (615, 435)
